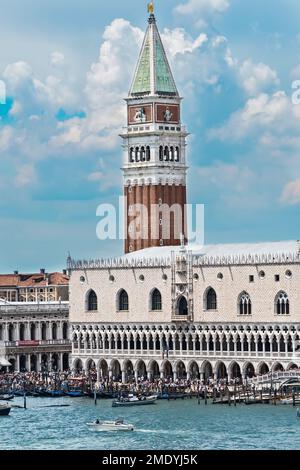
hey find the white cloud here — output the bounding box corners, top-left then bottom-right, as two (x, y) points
(239, 59), (279, 96)
(0, 126), (14, 151)
(281, 179), (300, 205)
(3, 61), (32, 87)
(209, 91), (292, 141)
(161, 29), (208, 56)
(50, 51), (65, 67)
(15, 163), (36, 187)
(9, 100), (22, 116)
(175, 0), (230, 15)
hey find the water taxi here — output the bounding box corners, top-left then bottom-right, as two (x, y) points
(112, 394), (157, 407)
(87, 419), (134, 431)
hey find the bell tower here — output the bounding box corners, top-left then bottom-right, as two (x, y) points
(121, 7), (188, 254)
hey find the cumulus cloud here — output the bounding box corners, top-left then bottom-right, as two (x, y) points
(175, 0), (230, 15)
(0, 126), (14, 151)
(281, 179), (300, 205)
(15, 163), (36, 187)
(239, 59), (279, 96)
(209, 91), (293, 141)
(50, 51), (65, 67)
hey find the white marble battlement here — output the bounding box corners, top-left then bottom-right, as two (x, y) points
(67, 240), (300, 271)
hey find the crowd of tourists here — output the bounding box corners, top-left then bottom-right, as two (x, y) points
(0, 368), (246, 396)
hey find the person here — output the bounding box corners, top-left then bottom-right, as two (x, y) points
(95, 419), (100, 424)
(164, 107), (173, 122)
(134, 107), (146, 122)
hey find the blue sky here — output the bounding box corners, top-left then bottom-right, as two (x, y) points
(1, 0), (300, 272)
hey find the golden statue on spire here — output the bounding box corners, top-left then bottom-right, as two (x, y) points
(147, 2), (154, 14)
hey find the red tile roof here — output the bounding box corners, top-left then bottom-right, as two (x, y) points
(0, 272), (69, 288)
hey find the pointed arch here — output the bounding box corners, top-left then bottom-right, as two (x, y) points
(117, 289), (129, 311)
(150, 288), (162, 311)
(86, 290), (98, 312)
(204, 287), (217, 310)
(275, 291), (289, 315)
(238, 292), (252, 315)
(177, 296), (188, 315)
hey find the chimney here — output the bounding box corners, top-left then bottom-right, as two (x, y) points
(63, 269), (67, 275)
(14, 270), (19, 275)
(40, 269), (45, 274)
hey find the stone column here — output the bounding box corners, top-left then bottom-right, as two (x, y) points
(58, 322), (63, 340)
(25, 355), (30, 372)
(108, 335), (112, 355)
(109, 369), (113, 380)
(233, 340), (237, 356)
(97, 368), (101, 382)
(134, 369), (138, 382)
(122, 370), (126, 384)
(160, 370), (164, 379)
(147, 371), (152, 381)
(173, 370), (177, 381)
(37, 353), (42, 372)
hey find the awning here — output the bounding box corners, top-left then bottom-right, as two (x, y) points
(0, 358), (11, 367)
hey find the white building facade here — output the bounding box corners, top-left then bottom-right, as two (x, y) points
(0, 271), (70, 372)
(69, 242), (300, 382)
(69, 10), (300, 383)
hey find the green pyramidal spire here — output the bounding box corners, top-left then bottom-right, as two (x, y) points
(129, 14), (179, 97)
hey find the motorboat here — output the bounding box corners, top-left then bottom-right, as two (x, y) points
(64, 390), (85, 397)
(87, 419), (134, 431)
(297, 408), (300, 418)
(0, 394), (14, 401)
(280, 397), (300, 405)
(0, 404), (11, 416)
(112, 394), (157, 407)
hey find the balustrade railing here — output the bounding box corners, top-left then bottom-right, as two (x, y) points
(0, 302), (69, 314)
(71, 346), (297, 360)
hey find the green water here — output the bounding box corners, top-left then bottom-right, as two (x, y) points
(1, 396), (299, 450)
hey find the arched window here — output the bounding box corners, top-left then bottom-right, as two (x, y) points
(41, 323), (47, 341)
(178, 296), (188, 315)
(87, 290), (98, 311)
(63, 323), (68, 340)
(164, 146), (169, 161)
(205, 288), (217, 310)
(118, 290), (129, 311)
(170, 146), (174, 161)
(175, 146), (180, 162)
(52, 323), (57, 340)
(151, 289), (162, 311)
(159, 146), (163, 161)
(276, 292), (289, 315)
(239, 292), (252, 315)
(146, 146), (151, 161)
(135, 147), (139, 162)
(140, 146), (145, 161)
(129, 147), (134, 162)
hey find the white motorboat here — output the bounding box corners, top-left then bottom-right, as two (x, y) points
(112, 394), (157, 407)
(280, 397), (300, 405)
(0, 404), (11, 416)
(87, 418), (134, 431)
